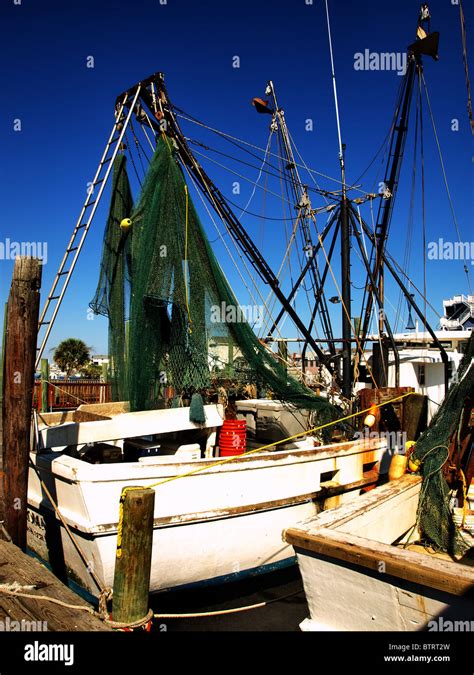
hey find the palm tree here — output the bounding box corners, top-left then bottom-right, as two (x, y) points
(53, 339), (91, 378)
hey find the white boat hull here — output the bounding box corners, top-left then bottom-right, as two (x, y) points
(27, 436), (387, 596)
(284, 475), (474, 631)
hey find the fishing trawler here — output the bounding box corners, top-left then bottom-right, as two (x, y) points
(25, 5), (471, 600)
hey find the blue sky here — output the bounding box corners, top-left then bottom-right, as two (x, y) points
(0, 0), (472, 358)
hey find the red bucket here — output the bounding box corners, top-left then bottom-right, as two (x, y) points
(219, 419), (246, 457)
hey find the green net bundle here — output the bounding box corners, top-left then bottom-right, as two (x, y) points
(90, 155), (133, 401)
(411, 333), (473, 557)
(91, 137), (338, 427)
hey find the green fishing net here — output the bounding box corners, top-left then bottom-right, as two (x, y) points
(91, 137), (338, 428)
(411, 333), (473, 557)
(90, 154), (133, 401)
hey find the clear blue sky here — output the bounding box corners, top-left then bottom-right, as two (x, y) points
(0, 0), (472, 357)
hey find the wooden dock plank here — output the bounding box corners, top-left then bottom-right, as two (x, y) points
(0, 540), (112, 631)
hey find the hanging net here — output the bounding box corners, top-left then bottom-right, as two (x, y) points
(411, 333), (474, 557)
(91, 137), (338, 428)
(90, 154), (133, 401)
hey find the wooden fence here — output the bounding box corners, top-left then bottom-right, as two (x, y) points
(33, 380), (112, 411)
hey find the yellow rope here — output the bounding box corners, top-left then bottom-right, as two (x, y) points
(43, 380), (89, 405)
(183, 183), (192, 333)
(115, 391), (415, 557)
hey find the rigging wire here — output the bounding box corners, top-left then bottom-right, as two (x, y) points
(459, 0), (474, 133)
(237, 128), (274, 220)
(174, 108), (369, 195)
(418, 75), (427, 323)
(324, 0), (344, 164)
(124, 130), (143, 188)
(186, 136), (339, 206)
(395, 80), (420, 333)
(182, 163), (285, 340)
(189, 145), (299, 209)
(421, 72), (472, 293)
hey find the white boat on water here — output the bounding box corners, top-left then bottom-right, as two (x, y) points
(27, 400), (390, 597)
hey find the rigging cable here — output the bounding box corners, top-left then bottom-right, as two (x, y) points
(459, 0), (474, 133)
(421, 72), (472, 293)
(124, 130), (143, 188)
(182, 163), (285, 339)
(418, 75), (427, 323)
(189, 145), (298, 209)
(174, 109), (368, 195)
(324, 0), (344, 164)
(237, 127), (275, 220)
(395, 80), (420, 332)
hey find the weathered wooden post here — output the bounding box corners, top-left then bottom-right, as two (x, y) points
(40, 358), (49, 413)
(112, 488), (155, 626)
(2, 258), (42, 549)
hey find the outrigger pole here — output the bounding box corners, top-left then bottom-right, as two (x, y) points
(35, 71), (337, 380)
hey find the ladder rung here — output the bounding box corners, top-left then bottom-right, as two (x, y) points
(58, 271), (70, 276)
(48, 296), (60, 301)
(94, 179), (105, 186)
(84, 200), (97, 208)
(39, 322), (51, 326)
(101, 157), (112, 166)
(67, 247), (78, 253)
(76, 224), (87, 230)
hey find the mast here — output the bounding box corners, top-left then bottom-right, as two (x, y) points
(358, 16), (440, 358)
(265, 80), (336, 361)
(325, 0), (352, 399)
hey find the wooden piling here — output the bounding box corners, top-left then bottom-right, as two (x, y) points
(2, 258), (42, 549)
(112, 488), (155, 625)
(40, 358), (49, 413)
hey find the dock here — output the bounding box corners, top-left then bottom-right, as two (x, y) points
(0, 394), (110, 631)
(0, 538), (112, 631)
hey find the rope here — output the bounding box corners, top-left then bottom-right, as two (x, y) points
(103, 608), (154, 630)
(154, 589), (302, 619)
(28, 457), (105, 594)
(115, 391), (416, 556)
(0, 582), (152, 630)
(43, 380), (89, 405)
(0, 585), (97, 615)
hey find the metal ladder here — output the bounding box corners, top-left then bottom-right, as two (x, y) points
(35, 85), (142, 369)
